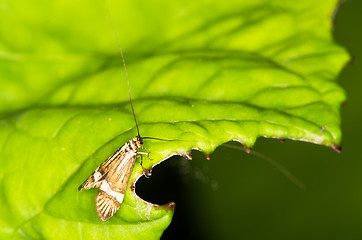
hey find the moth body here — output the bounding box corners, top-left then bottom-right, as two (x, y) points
(79, 136), (143, 221)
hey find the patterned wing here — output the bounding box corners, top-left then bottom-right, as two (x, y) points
(78, 144), (127, 191)
(78, 140), (139, 221)
(96, 147), (137, 221)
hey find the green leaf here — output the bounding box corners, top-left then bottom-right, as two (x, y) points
(0, 0), (348, 239)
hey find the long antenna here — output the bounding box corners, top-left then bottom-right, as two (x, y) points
(103, 1), (141, 138)
(222, 143), (305, 189)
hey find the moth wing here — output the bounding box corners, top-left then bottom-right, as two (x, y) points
(78, 145), (126, 191)
(96, 190), (121, 221)
(104, 152), (137, 191)
(79, 141), (139, 221)
(95, 152), (137, 221)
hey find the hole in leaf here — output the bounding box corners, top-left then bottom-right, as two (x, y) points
(136, 153), (211, 239)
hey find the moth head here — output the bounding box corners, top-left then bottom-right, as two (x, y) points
(135, 135), (143, 147)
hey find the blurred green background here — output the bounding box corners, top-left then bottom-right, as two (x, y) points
(137, 1), (362, 239)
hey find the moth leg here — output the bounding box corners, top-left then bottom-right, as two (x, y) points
(137, 152), (149, 167)
(137, 152), (151, 178)
(137, 151), (149, 156)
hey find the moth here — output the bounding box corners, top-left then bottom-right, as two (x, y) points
(78, 2), (157, 221)
(78, 136), (148, 221)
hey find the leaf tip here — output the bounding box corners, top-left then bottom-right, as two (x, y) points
(245, 147), (252, 154)
(331, 145), (342, 153)
(345, 56), (356, 66)
(161, 202), (176, 212)
(182, 152), (192, 160)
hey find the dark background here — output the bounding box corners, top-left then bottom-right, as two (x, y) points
(137, 1), (362, 239)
